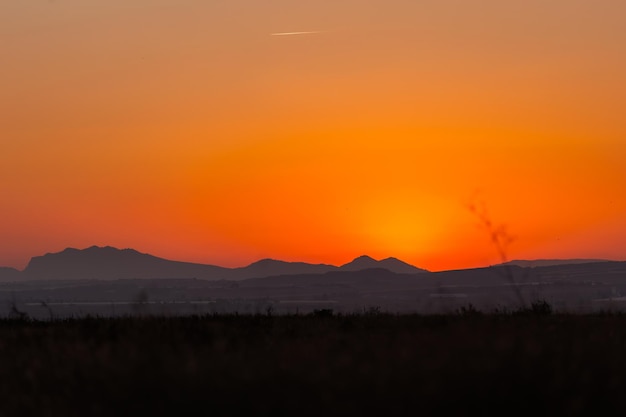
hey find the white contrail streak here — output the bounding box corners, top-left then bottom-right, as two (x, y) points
(270, 31), (321, 36)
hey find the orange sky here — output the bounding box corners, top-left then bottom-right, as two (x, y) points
(2, 0), (625, 271)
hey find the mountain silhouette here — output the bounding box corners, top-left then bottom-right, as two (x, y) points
(4, 246), (618, 283)
(240, 259), (336, 277)
(16, 246), (426, 281)
(501, 259), (610, 268)
(0, 267), (20, 282)
(340, 255), (428, 274)
(2, 247), (626, 315)
(24, 246), (229, 281)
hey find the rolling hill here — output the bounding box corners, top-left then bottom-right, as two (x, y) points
(7, 246), (427, 281)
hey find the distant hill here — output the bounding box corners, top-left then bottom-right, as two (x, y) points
(235, 259), (337, 278)
(12, 247), (618, 284)
(0, 267), (20, 282)
(2, 250), (626, 316)
(238, 267), (414, 288)
(501, 259), (610, 268)
(16, 246), (426, 281)
(24, 246), (229, 281)
(340, 255), (429, 274)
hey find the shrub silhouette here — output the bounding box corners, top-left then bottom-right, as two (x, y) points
(529, 299), (553, 315)
(312, 308), (334, 318)
(457, 303), (483, 316)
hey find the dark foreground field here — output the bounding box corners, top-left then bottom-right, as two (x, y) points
(2, 312), (626, 416)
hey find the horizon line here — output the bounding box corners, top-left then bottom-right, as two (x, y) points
(2, 245), (621, 274)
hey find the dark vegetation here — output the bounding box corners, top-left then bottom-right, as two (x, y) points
(2, 310), (626, 416)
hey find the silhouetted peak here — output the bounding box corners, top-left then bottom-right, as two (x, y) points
(343, 255), (377, 266)
(23, 245), (228, 280)
(247, 258), (288, 267)
(82, 245), (141, 254)
(381, 258), (429, 273)
(61, 247), (80, 252)
(54, 246), (139, 255)
(31, 246), (145, 266)
(341, 255), (428, 274)
(341, 255), (383, 271)
(381, 257), (400, 262)
(242, 258), (337, 278)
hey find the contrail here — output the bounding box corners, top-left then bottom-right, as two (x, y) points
(270, 31), (321, 36)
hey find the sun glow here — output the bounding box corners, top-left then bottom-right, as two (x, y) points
(1, 1), (625, 271)
(348, 194), (452, 260)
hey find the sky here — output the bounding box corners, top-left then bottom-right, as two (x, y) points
(2, 0), (625, 271)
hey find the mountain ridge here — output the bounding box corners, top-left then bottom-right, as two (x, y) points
(500, 259), (610, 268)
(1, 246), (621, 283)
(6, 246), (429, 282)
(341, 255), (428, 274)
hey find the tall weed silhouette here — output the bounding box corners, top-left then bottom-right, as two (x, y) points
(468, 197), (528, 308)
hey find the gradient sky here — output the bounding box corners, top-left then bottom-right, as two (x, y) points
(2, 0), (625, 271)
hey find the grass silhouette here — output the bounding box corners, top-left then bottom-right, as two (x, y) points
(468, 197), (531, 308)
(1, 312), (624, 416)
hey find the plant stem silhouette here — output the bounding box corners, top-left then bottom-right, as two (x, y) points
(468, 199), (526, 308)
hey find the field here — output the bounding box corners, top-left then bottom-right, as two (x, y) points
(2, 311), (626, 416)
